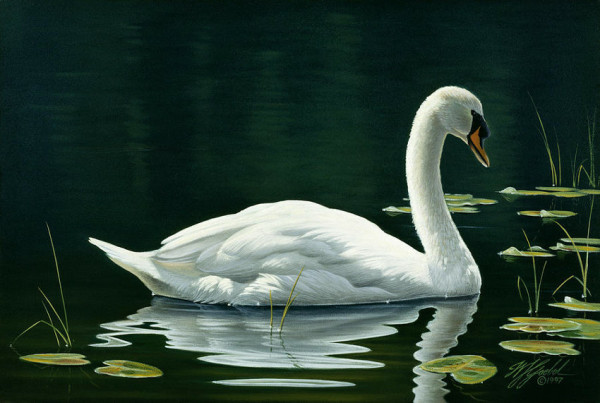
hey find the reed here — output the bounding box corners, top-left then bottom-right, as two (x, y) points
(279, 267), (304, 332)
(11, 224), (72, 348)
(553, 197), (595, 299)
(529, 95), (560, 186)
(518, 230), (546, 314)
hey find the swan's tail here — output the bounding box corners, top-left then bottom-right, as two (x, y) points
(89, 237), (156, 279)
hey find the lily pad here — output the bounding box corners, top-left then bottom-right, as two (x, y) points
(94, 360), (163, 378)
(501, 317), (580, 333)
(549, 296), (600, 312)
(550, 243), (600, 253)
(498, 246), (555, 258)
(552, 318), (600, 340)
(517, 210), (577, 219)
(499, 340), (581, 355)
(444, 193), (474, 201)
(382, 206), (411, 216)
(20, 353), (90, 366)
(446, 198), (498, 207)
(499, 187), (551, 196)
(536, 186), (578, 192)
(560, 237), (600, 246)
(420, 355), (497, 384)
(552, 192), (586, 198)
(580, 188), (600, 195)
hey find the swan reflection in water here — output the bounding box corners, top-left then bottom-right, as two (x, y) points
(92, 296), (478, 400)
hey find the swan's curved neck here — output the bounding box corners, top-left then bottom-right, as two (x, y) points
(405, 106), (481, 296)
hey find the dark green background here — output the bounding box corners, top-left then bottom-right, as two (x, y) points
(1, 1), (599, 401)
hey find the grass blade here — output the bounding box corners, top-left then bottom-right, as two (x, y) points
(46, 223), (69, 336)
(279, 267), (304, 331)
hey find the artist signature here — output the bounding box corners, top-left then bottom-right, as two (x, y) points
(505, 357), (572, 389)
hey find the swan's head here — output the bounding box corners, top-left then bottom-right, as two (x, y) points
(428, 86), (491, 167)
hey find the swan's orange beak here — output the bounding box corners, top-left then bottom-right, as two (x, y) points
(468, 112), (490, 167)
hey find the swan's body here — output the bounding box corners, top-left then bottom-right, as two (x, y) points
(90, 86), (491, 306)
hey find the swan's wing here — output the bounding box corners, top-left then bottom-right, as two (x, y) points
(152, 201), (424, 285)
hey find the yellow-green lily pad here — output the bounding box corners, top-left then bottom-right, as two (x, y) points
(552, 318), (600, 340)
(382, 206), (411, 216)
(499, 187), (551, 196)
(560, 237), (600, 246)
(536, 186), (578, 192)
(549, 296), (600, 312)
(552, 192), (586, 198)
(580, 188), (600, 195)
(550, 243), (600, 253)
(20, 353), (90, 366)
(498, 246), (555, 258)
(420, 355), (497, 384)
(501, 317), (580, 333)
(499, 340), (580, 355)
(517, 210), (577, 219)
(444, 193), (474, 201)
(94, 360), (163, 378)
(446, 198), (498, 207)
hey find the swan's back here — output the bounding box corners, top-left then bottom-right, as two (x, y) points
(91, 200), (429, 305)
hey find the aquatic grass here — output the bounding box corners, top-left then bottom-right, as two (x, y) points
(279, 267), (304, 331)
(517, 230), (547, 315)
(11, 224), (72, 348)
(553, 196), (595, 299)
(530, 95), (561, 186)
(268, 267), (304, 332)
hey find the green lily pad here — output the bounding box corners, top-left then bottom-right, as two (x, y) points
(552, 192), (586, 198)
(94, 360), (163, 378)
(444, 193), (474, 201)
(536, 186), (578, 192)
(560, 237), (600, 246)
(580, 188), (600, 195)
(549, 296), (600, 312)
(382, 206), (411, 216)
(420, 355), (497, 384)
(552, 318), (600, 340)
(498, 246), (555, 258)
(550, 243), (600, 253)
(499, 187), (551, 196)
(20, 353), (90, 366)
(446, 198), (498, 207)
(499, 340), (581, 355)
(517, 210), (577, 219)
(501, 317), (580, 333)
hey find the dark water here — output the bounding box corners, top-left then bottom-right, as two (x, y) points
(2, 0), (600, 401)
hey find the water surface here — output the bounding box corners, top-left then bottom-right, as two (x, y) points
(1, 1), (600, 401)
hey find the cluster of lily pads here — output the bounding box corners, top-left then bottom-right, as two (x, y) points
(499, 299), (600, 355)
(499, 237), (600, 258)
(19, 353), (163, 378)
(383, 193), (498, 216)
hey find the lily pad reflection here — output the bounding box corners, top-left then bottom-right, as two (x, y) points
(499, 340), (580, 355)
(213, 378), (354, 388)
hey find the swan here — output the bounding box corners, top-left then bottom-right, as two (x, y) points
(89, 86), (491, 306)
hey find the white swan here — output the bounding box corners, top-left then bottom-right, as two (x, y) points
(90, 86), (491, 306)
